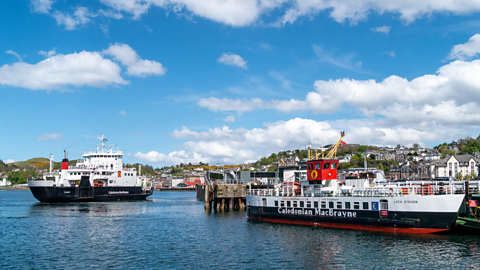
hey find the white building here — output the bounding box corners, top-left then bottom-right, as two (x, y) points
(430, 155), (480, 179)
(1, 177), (12, 187)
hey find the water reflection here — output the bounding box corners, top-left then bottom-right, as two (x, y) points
(3, 190), (480, 269)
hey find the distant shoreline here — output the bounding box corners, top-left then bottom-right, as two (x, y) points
(0, 187), (30, 191)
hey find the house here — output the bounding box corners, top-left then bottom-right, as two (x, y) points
(176, 181), (197, 187)
(339, 154), (352, 164)
(1, 177), (12, 187)
(429, 154), (480, 179)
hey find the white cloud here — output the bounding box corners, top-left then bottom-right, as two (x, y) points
(224, 116), (235, 122)
(449, 34), (480, 60)
(0, 44), (162, 91)
(119, 111), (127, 116)
(98, 9), (123, 19)
(31, 0), (54, 14)
(217, 53), (247, 69)
(383, 51), (395, 57)
(33, 1), (480, 29)
(371, 25), (391, 34)
(103, 43), (166, 77)
(53, 7), (91, 30)
(135, 116), (466, 165)
(136, 118), (340, 164)
(0, 50), (127, 90)
(260, 43), (273, 50)
(4, 159), (15, 164)
(313, 45), (360, 71)
(6, 50), (22, 62)
(36, 133), (63, 141)
(199, 58), (480, 129)
(38, 48), (56, 58)
(277, 1), (480, 26)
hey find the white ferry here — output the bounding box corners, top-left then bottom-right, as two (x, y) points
(246, 132), (466, 234)
(28, 136), (153, 203)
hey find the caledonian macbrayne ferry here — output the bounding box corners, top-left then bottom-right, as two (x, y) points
(27, 135), (153, 203)
(246, 132), (466, 234)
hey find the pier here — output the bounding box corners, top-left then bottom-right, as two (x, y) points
(197, 184), (246, 211)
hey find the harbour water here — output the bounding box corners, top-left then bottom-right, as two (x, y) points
(1, 190), (480, 269)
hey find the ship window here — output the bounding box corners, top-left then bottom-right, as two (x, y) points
(336, 202), (342, 209)
(306, 201), (311, 208)
(262, 198), (267, 206)
(321, 201), (326, 209)
(70, 173), (73, 175)
(324, 162), (330, 169)
(314, 201), (318, 208)
(293, 201), (297, 208)
(275, 201), (278, 207)
(300, 201), (304, 207)
(330, 163), (337, 169)
(287, 201), (291, 207)
(345, 202), (351, 209)
(354, 202), (360, 209)
(363, 202), (369, 210)
(280, 201), (285, 207)
(315, 163), (320, 169)
(329, 202), (334, 208)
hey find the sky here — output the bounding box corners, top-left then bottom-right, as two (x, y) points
(1, 0), (480, 166)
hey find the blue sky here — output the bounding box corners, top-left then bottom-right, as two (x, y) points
(1, 0), (480, 166)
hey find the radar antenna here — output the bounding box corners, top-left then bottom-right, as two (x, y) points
(96, 135), (108, 151)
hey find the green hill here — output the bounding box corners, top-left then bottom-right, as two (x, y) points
(11, 157), (50, 170)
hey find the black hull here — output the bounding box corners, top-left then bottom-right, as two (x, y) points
(247, 206), (458, 234)
(30, 186), (153, 203)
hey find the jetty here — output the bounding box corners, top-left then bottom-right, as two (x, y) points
(197, 184), (246, 211)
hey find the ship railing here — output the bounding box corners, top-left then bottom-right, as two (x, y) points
(247, 189), (276, 196)
(83, 150), (123, 155)
(247, 184), (466, 197)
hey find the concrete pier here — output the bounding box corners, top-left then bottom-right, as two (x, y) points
(197, 184), (246, 211)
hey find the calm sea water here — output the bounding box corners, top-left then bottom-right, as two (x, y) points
(1, 190), (480, 269)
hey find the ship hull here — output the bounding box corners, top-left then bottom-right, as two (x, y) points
(246, 194), (464, 234)
(248, 206), (457, 234)
(29, 186), (153, 203)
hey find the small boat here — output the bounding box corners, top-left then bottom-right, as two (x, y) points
(27, 135), (153, 203)
(456, 217), (480, 234)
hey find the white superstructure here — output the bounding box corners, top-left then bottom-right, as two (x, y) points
(29, 135), (145, 189)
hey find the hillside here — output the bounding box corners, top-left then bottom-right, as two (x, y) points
(11, 157), (50, 170)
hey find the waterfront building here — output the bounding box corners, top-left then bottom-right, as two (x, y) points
(430, 154), (480, 179)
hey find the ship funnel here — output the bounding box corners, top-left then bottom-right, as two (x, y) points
(62, 150), (69, 170)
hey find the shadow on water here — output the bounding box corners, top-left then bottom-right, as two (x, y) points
(28, 199), (155, 217)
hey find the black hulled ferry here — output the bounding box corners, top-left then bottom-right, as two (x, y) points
(28, 136), (153, 203)
(246, 132), (465, 234)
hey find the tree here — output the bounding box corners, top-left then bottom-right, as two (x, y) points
(412, 143), (421, 150)
(358, 145), (367, 152)
(369, 154), (376, 160)
(456, 172), (463, 180)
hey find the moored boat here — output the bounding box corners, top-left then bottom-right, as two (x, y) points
(27, 136), (153, 203)
(246, 132), (466, 234)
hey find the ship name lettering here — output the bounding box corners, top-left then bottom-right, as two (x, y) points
(276, 208), (358, 218)
(404, 200), (418, 204)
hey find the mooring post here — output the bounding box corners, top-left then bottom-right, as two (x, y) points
(205, 185), (211, 209)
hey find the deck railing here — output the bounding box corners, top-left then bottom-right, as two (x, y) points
(247, 183), (466, 197)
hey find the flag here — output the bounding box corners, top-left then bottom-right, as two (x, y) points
(341, 141), (347, 146)
(280, 159), (285, 164)
(469, 200), (478, 207)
